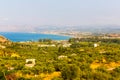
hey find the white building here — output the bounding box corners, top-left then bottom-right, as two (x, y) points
(38, 44), (56, 47)
(25, 59), (36, 67)
(94, 43), (99, 47)
(63, 44), (71, 47)
(58, 55), (67, 59)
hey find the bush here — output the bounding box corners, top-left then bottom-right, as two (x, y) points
(61, 64), (80, 80)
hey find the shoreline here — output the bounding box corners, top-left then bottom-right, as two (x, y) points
(0, 32), (71, 42)
(39, 32), (74, 38)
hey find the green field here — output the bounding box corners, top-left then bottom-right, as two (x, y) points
(1, 38), (120, 80)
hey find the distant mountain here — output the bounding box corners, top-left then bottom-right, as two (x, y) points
(34, 25), (120, 33)
(1, 25), (120, 33)
(72, 25), (120, 33)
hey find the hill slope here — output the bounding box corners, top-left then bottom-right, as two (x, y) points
(0, 35), (10, 43)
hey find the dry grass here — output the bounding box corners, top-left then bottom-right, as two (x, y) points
(90, 59), (120, 70)
(43, 72), (61, 80)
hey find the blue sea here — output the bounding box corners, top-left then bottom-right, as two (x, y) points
(0, 32), (71, 42)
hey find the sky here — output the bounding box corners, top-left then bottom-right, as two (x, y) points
(0, 0), (120, 31)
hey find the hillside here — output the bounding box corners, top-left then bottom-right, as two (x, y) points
(1, 38), (120, 79)
(0, 35), (10, 43)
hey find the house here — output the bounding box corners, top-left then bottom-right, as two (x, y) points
(94, 43), (99, 48)
(25, 59), (36, 67)
(63, 43), (71, 47)
(38, 44), (56, 47)
(58, 55), (67, 59)
(71, 53), (77, 56)
(8, 67), (14, 71)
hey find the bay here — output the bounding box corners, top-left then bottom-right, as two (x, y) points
(0, 32), (70, 42)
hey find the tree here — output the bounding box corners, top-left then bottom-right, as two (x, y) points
(0, 72), (6, 80)
(61, 64), (80, 80)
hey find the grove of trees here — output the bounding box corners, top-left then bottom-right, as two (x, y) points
(0, 37), (120, 79)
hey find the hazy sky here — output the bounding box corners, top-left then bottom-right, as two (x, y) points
(0, 0), (120, 27)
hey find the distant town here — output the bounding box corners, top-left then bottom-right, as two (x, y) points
(41, 30), (120, 39)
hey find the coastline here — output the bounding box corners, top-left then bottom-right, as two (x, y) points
(39, 32), (74, 38)
(0, 32), (71, 42)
